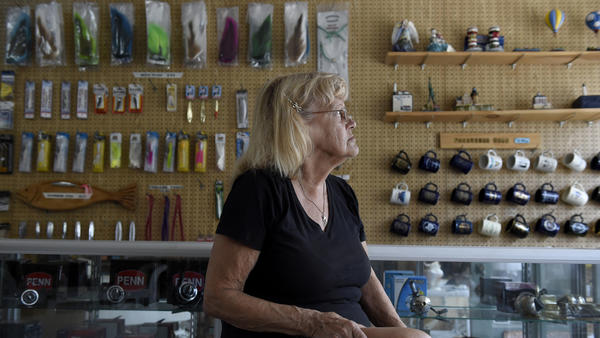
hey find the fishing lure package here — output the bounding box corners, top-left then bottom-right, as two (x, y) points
(73, 2), (99, 67)
(36, 131), (51, 172)
(284, 2), (309, 67)
(0, 71), (15, 101)
(110, 3), (134, 65)
(92, 132), (106, 173)
(94, 83), (108, 114)
(166, 83), (177, 112)
(248, 3), (273, 68)
(72, 132), (88, 173)
(60, 81), (71, 119)
(144, 131), (159, 173)
(236, 89), (249, 129)
(0, 101), (14, 130)
(113, 86), (126, 113)
(194, 132), (207, 173)
(177, 131), (190, 172)
(24, 81), (35, 119)
(215, 133), (226, 172)
(129, 133), (142, 169)
(128, 84), (143, 113)
(53, 132), (69, 173)
(5, 6), (31, 66)
(236, 132), (250, 159)
(217, 7), (239, 66)
(19, 132), (34, 173)
(40, 80), (53, 119)
(317, 3), (350, 90)
(215, 180), (224, 219)
(182, 1), (207, 68)
(163, 132), (176, 173)
(0, 134), (14, 174)
(76, 80), (89, 119)
(35, 2), (65, 67)
(146, 1), (171, 67)
(110, 132), (122, 169)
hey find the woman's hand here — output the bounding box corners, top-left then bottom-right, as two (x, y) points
(306, 311), (367, 338)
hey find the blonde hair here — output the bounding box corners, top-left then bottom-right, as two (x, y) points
(233, 72), (348, 179)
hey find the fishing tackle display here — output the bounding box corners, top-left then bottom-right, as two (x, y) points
(181, 1), (207, 68)
(284, 2), (309, 67)
(217, 7), (239, 66)
(5, 6), (32, 66)
(35, 2), (65, 67)
(110, 3), (134, 65)
(73, 2), (99, 67)
(248, 3), (273, 68)
(146, 0), (171, 67)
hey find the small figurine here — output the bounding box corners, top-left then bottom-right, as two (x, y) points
(470, 87), (479, 105)
(545, 9), (565, 37)
(465, 26), (482, 51)
(532, 92), (552, 109)
(586, 11), (600, 34)
(427, 29), (455, 52)
(423, 78), (440, 111)
(486, 26), (503, 51)
(391, 19), (419, 52)
(454, 88), (494, 111)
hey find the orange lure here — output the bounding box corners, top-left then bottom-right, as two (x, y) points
(16, 181), (136, 211)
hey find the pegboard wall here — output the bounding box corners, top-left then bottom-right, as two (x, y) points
(2, 0), (600, 248)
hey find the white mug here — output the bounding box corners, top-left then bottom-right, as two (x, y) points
(507, 150), (530, 172)
(390, 183), (411, 205)
(534, 150), (557, 173)
(561, 183), (589, 206)
(563, 150), (587, 172)
(479, 214), (501, 237)
(479, 149), (503, 171)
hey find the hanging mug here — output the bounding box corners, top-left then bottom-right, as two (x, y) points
(419, 213), (439, 236)
(506, 214), (530, 238)
(391, 150), (411, 175)
(591, 152), (600, 171)
(452, 215), (473, 235)
(535, 213), (560, 237)
(418, 182), (440, 205)
(534, 150), (558, 173)
(562, 150), (587, 172)
(592, 186), (600, 203)
(561, 182), (589, 206)
(390, 214), (411, 237)
(479, 182), (502, 205)
(507, 150), (530, 172)
(479, 149), (503, 171)
(479, 214), (501, 237)
(390, 183), (411, 205)
(534, 183), (559, 205)
(506, 183), (530, 206)
(564, 214), (588, 236)
(595, 219), (600, 236)
(451, 182), (473, 205)
(418, 150), (440, 173)
(450, 150), (473, 174)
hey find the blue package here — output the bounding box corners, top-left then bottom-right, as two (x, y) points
(383, 270), (414, 305)
(236, 131), (250, 159)
(395, 276), (427, 313)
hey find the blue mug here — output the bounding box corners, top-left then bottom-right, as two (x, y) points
(451, 182), (473, 205)
(450, 150), (473, 174)
(390, 214), (411, 237)
(418, 150), (440, 173)
(506, 183), (530, 206)
(418, 182), (440, 205)
(535, 183), (559, 204)
(592, 186), (600, 203)
(506, 214), (530, 238)
(452, 215), (473, 235)
(535, 213), (560, 237)
(419, 213), (439, 236)
(391, 150), (411, 175)
(479, 182), (502, 205)
(591, 152), (600, 171)
(565, 214), (588, 236)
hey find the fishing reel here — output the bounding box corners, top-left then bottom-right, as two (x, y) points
(408, 280), (447, 316)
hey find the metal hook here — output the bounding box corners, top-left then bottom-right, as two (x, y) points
(420, 64), (426, 71)
(394, 122), (399, 129)
(148, 79), (157, 91)
(394, 64), (399, 71)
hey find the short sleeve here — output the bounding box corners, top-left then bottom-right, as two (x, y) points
(216, 170), (282, 250)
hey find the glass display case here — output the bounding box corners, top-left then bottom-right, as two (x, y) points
(0, 240), (598, 338)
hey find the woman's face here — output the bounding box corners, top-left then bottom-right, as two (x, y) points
(306, 97), (358, 163)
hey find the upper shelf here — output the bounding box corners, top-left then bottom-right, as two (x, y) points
(385, 51), (600, 68)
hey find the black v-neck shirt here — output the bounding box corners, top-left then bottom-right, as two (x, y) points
(215, 169), (371, 337)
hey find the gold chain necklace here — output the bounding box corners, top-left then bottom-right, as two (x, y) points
(298, 179), (327, 226)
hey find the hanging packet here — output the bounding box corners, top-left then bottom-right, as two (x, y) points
(76, 80), (88, 119)
(166, 83), (176, 112)
(128, 84), (143, 113)
(19, 132), (34, 173)
(0, 71), (15, 101)
(94, 83), (108, 114)
(36, 131), (51, 172)
(144, 131), (159, 173)
(129, 133), (142, 169)
(72, 132), (87, 173)
(35, 2), (65, 66)
(215, 133), (226, 171)
(40, 80), (53, 119)
(92, 132), (105, 173)
(24, 81), (35, 119)
(182, 1), (207, 68)
(163, 131), (176, 172)
(248, 3), (273, 68)
(110, 132), (122, 168)
(217, 7), (239, 66)
(0, 135), (14, 174)
(146, 1), (171, 67)
(53, 132), (69, 173)
(5, 6), (32, 66)
(284, 2), (309, 67)
(177, 131), (190, 172)
(113, 86), (126, 113)
(73, 2), (99, 67)
(0, 101), (14, 130)
(215, 180), (224, 219)
(60, 81), (71, 119)
(194, 132), (207, 172)
(110, 3), (134, 65)
(317, 3), (350, 90)
(236, 89), (249, 129)
(236, 132), (250, 159)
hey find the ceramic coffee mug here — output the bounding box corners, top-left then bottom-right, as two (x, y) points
(561, 182), (589, 206)
(391, 150), (411, 174)
(418, 150), (440, 173)
(535, 213), (560, 237)
(479, 182), (502, 205)
(390, 183), (411, 205)
(479, 149), (503, 171)
(452, 215), (473, 235)
(479, 214), (501, 237)
(535, 183), (559, 205)
(534, 150), (558, 173)
(506, 214), (530, 238)
(418, 182), (440, 205)
(390, 214), (411, 237)
(563, 150), (587, 172)
(591, 152), (600, 171)
(507, 150), (530, 172)
(451, 182), (473, 205)
(506, 183), (530, 206)
(450, 150), (473, 175)
(564, 214), (588, 236)
(419, 213), (439, 236)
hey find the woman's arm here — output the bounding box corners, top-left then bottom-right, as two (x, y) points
(359, 242), (406, 328)
(204, 234), (367, 337)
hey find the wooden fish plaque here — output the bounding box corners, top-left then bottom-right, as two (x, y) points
(440, 133), (541, 149)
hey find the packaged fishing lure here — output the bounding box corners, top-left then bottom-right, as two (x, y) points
(24, 81), (35, 119)
(0, 134), (14, 174)
(110, 132), (122, 168)
(73, 2), (99, 66)
(317, 3), (350, 90)
(236, 132), (250, 159)
(35, 2), (65, 67)
(163, 131), (176, 173)
(177, 131), (190, 172)
(0, 101), (14, 130)
(182, 1), (207, 68)
(129, 133), (142, 169)
(217, 7), (239, 66)
(194, 132), (207, 173)
(5, 6), (32, 66)
(94, 83), (108, 114)
(53, 132), (69, 173)
(166, 83), (177, 112)
(144, 131), (159, 173)
(76, 80), (88, 119)
(92, 132), (105, 173)
(248, 3), (273, 68)
(215, 133), (226, 172)
(19, 132), (34, 173)
(60, 81), (71, 119)
(113, 86), (126, 113)
(284, 2), (309, 67)
(40, 80), (53, 119)
(36, 131), (51, 172)
(110, 3), (134, 65)
(146, 1), (171, 67)
(128, 84), (143, 113)
(0, 71), (15, 101)
(236, 89), (248, 129)
(215, 180), (224, 219)
(72, 132), (88, 173)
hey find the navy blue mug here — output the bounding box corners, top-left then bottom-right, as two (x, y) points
(418, 182), (440, 205)
(535, 183), (559, 204)
(418, 150), (440, 173)
(391, 150), (411, 175)
(450, 150), (473, 174)
(452, 215), (473, 235)
(593, 186), (600, 203)
(506, 214), (530, 238)
(595, 219), (600, 236)
(564, 214), (588, 236)
(390, 214), (411, 237)
(479, 182), (502, 205)
(591, 152), (600, 171)
(535, 213), (560, 237)
(419, 213), (439, 235)
(451, 182), (473, 205)
(507, 183), (530, 206)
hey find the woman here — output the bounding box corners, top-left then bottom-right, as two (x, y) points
(204, 73), (429, 338)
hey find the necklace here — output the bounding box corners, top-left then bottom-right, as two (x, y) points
(298, 178), (327, 226)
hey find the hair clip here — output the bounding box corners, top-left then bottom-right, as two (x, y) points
(287, 97), (303, 113)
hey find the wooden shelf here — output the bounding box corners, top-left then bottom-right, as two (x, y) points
(384, 108), (600, 124)
(384, 51), (600, 68)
